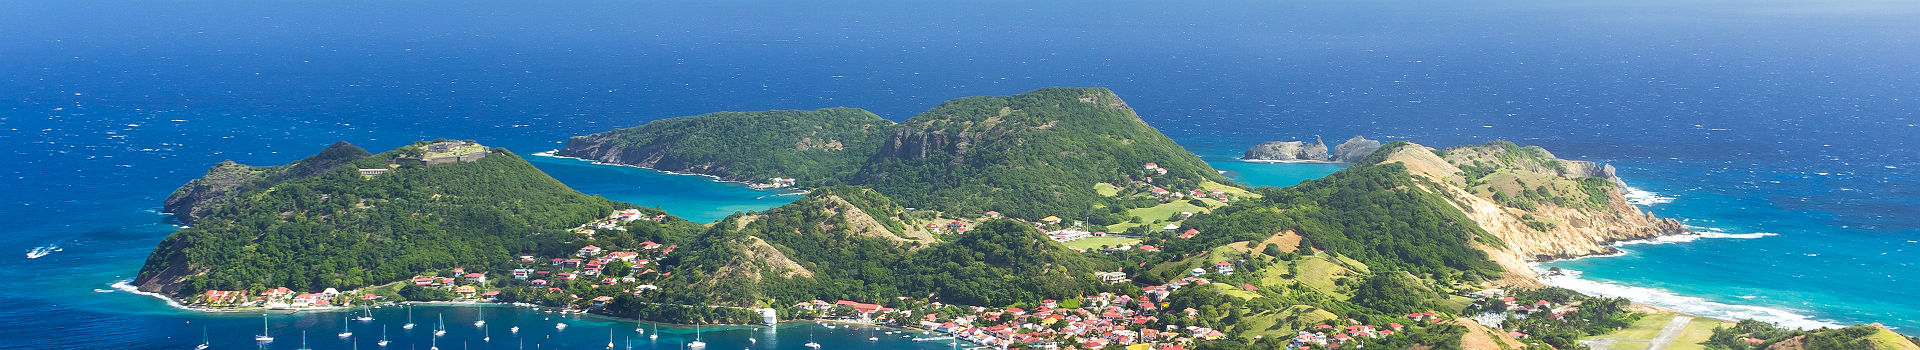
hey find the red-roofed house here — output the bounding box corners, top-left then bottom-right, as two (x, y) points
(1178, 229), (1200, 239)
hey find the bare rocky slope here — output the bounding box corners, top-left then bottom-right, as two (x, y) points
(1369, 141), (1687, 285)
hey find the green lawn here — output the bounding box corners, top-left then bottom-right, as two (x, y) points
(1609, 340), (1650, 350)
(1596, 313), (1678, 340)
(1233, 305), (1337, 340)
(1253, 253), (1355, 299)
(1094, 182), (1121, 197)
(1200, 180), (1261, 199)
(1063, 236), (1141, 250)
(1665, 317), (1731, 350)
(1128, 201), (1209, 224)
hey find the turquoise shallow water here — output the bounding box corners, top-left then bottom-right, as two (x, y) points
(526, 155), (801, 223)
(1539, 166), (1920, 331)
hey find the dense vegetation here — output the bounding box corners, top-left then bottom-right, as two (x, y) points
(135, 141), (704, 297)
(1705, 320), (1920, 350)
(671, 187), (1114, 308)
(854, 87), (1230, 219)
(1162, 162), (1504, 284)
(1469, 287), (1639, 349)
(162, 141), (376, 224)
(558, 108), (894, 186)
(562, 88), (1233, 221)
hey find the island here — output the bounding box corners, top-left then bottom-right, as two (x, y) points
(1242, 135), (1383, 163)
(134, 88), (1919, 350)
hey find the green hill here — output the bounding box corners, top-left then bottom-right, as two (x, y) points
(855, 87), (1230, 219)
(668, 186), (1112, 308)
(134, 141), (703, 297)
(557, 108), (894, 186)
(560, 88), (1232, 221)
(161, 141), (374, 224)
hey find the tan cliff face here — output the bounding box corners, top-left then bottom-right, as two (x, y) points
(1374, 143), (1687, 285)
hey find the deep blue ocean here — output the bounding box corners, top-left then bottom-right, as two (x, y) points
(3, 0), (1916, 348)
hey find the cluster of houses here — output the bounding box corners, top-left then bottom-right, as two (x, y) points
(191, 286), (377, 309)
(762, 177), (798, 188)
(516, 242), (676, 290)
(1047, 229), (1094, 243)
(576, 209), (670, 238)
(1287, 319), (1419, 349)
(791, 276), (1247, 349)
(926, 220), (970, 234)
(1143, 163), (1170, 176)
(1188, 260), (1236, 276)
(1146, 186), (1234, 204)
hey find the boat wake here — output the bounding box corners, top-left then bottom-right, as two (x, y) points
(1535, 268), (1844, 330)
(1622, 185), (1675, 206)
(26, 242), (62, 259)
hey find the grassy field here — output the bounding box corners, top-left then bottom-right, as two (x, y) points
(1128, 200), (1209, 223)
(1250, 253), (1356, 298)
(1211, 282), (1261, 300)
(1609, 340), (1651, 350)
(1597, 313), (1678, 340)
(1094, 182), (1120, 197)
(1665, 317), (1732, 350)
(1200, 180), (1261, 199)
(1063, 236), (1141, 250)
(1233, 304), (1338, 340)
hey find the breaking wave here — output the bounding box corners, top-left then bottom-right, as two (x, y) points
(1536, 268), (1844, 330)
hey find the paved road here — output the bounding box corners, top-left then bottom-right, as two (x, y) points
(1647, 316), (1695, 350)
(1581, 315), (1694, 350)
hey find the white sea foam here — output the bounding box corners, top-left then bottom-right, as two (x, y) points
(1534, 267), (1844, 330)
(112, 279), (189, 310)
(1614, 231), (1778, 246)
(1622, 185), (1674, 206)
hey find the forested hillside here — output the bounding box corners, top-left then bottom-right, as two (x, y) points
(560, 88), (1233, 221)
(135, 141), (704, 297)
(856, 87), (1230, 219)
(670, 186), (1114, 308)
(557, 108), (894, 186)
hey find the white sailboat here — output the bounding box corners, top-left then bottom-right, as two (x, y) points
(357, 308), (375, 321)
(510, 326), (520, 334)
(648, 322), (658, 340)
(378, 326), (391, 347)
(430, 334), (440, 350)
(606, 328), (616, 349)
(474, 308), (486, 328)
(296, 331), (312, 350)
(804, 329), (821, 349)
(483, 324), (491, 342)
(255, 314), (276, 342)
(403, 305), (416, 330)
(556, 322), (568, 331)
(196, 325), (210, 350)
(434, 314), (448, 337)
(339, 315), (354, 338)
(688, 324), (706, 349)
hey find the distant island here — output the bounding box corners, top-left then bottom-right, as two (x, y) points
(1241, 135), (1382, 163)
(134, 88), (1918, 350)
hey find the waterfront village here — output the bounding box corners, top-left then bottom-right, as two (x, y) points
(180, 162), (1553, 349)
